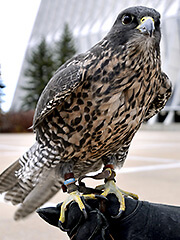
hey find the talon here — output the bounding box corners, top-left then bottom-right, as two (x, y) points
(59, 190), (87, 223)
(120, 189), (139, 200)
(111, 209), (123, 219)
(94, 194), (108, 201)
(58, 220), (70, 231)
(100, 180), (138, 218)
(82, 208), (88, 219)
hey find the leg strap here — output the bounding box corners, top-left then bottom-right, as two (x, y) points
(64, 178), (76, 186)
(62, 172), (76, 193)
(78, 164), (116, 192)
(103, 164), (114, 170)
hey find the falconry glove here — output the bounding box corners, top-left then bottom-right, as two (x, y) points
(37, 199), (111, 240)
(37, 194), (180, 240)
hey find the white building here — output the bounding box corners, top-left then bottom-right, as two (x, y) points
(11, 0), (180, 123)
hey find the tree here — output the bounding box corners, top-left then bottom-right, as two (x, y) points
(21, 24), (76, 111)
(21, 38), (56, 111)
(54, 23), (76, 69)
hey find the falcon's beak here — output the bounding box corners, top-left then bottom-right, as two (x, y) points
(136, 16), (155, 37)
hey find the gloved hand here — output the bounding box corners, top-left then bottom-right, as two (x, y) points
(37, 194), (180, 240)
(37, 196), (113, 240)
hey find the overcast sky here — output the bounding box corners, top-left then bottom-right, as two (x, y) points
(0, 0), (41, 112)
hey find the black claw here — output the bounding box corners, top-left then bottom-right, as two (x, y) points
(111, 209), (123, 219)
(94, 194), (109, 201)
(82, 208), (88, 219)
(80, 194), (88, 218)
(58, 220), (70, 232)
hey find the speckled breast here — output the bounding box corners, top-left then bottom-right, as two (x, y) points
(45, 56), (158, 165)
(39, 39), (162, 171)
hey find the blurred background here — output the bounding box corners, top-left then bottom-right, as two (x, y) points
(0, 0), (180, 240)
(0, 0), (180, 131)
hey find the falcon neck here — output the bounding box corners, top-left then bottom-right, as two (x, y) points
(103, 32), (161, 67)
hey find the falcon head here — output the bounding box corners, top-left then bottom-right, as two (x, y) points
(108, 6), (161, 48)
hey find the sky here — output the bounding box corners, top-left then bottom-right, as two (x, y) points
(0, 0), (41, 112)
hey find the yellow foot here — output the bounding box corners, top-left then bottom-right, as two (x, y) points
(96, 180), (138, 218)
(59, 190), (87, 224)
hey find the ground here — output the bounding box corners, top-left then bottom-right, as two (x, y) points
(0, 125), (180, 240)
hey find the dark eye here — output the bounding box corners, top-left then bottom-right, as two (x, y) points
(122, 14), (134, 25)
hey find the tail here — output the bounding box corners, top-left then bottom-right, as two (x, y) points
(0, 142), (63, 220)
(0, 160), (20, 194)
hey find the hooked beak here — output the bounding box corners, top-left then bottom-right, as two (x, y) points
(136, 16), (155, 37)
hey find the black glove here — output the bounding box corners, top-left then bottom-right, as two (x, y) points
(37, 194), (180, 240)
(37, 197), (112, 240)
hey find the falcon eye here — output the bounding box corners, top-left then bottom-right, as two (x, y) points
(122, 14), (134, 25)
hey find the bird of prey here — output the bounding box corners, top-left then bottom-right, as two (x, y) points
(0, 6), (171, 223)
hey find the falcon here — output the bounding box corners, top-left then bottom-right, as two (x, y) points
(0, 6), (171, 223)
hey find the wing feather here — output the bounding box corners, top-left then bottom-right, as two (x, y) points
(144, 72), (172, 121)
(33, 59), (85, 128)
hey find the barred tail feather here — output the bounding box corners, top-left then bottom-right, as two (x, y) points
(4, 182), (29, 205)
(0, 142), (63, 220)
(14, 169), (63, 220)
(0, 142), (40, 205)
(0, 160), (20, 193)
